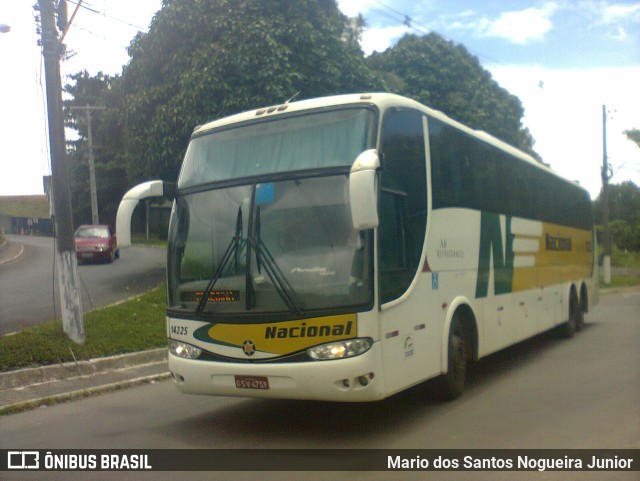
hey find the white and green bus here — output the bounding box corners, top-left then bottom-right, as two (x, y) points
(164, 93), (597, 402)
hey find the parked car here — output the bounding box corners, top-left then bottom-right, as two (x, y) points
(74, 225), (119, 263)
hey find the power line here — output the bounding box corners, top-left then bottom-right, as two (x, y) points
(56, 0), (149, 62)
(67, 0), (149, 33)
(359, 0), (507, 66)
(372, 0), (430, 34)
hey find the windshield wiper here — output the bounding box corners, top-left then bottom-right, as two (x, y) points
(249, 205), (302, 316)
(195, 206), (243, 316)
(195, 187), (302, 317)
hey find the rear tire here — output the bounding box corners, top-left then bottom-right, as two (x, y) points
(438, 314), (467, 401)
(560, 291), (579, 338)
(576, 289), (586, 331)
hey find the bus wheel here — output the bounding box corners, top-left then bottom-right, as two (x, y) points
(439, 314), (467, 401)
(561, 292), (579, 338)
(576, 289), (586, 331)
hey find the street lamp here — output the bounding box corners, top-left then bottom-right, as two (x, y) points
(0, 24), (11, 33)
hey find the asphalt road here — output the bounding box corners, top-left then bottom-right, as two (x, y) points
(1, 289), (638, 481)
(0, 235), (166, 334)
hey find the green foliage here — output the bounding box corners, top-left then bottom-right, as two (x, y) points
(610, 220), (640, 251)
(593, 181), (640, 251)
(64, 1), (539, 206)
(121, 0), (382, 185)
(625, 128), (640, 148)
(612, 248), (640, 270)
(64, 72), (129, 228)
(367, 33), (536, 154)
(0, 287), (166, 371)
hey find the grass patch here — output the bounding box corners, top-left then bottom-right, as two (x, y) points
(599, 248), (640, 289)
(611, 249), (640, 270)
(131, 234), (168, 248)
(0, 286), (167, 372)
(601, 276), (640, 289)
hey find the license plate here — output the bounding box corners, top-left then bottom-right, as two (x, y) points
(81, 253), (93, 258)
(234, 375), (269, 390)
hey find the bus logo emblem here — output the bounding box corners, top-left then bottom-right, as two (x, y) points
(242, 340), (256, 356)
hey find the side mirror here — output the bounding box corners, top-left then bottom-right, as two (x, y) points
(116, 180), (174, 248)
(349, 149), (380, 230)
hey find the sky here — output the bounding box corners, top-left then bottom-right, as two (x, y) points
(0, 1), (639, 200)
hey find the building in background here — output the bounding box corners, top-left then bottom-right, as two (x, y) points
(0, 195), (52, 236)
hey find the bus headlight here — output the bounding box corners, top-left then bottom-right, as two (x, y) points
(307, 338), (372, 360)
(169, 340), (202, 359)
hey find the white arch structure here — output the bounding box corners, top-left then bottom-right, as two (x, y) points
(116, 180), (169, 248)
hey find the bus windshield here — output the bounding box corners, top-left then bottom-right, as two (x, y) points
(178, 108), (375, 188)
(168, 176), (372, 316)
(168, 108), (376, 318)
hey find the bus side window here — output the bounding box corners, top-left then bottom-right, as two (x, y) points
(379, 109), (427, 304)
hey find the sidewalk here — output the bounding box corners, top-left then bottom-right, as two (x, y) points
(0, 238), (171, 415)
(0, 348), (170, 415)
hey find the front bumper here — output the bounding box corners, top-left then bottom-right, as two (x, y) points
(168, 341), (385, 402)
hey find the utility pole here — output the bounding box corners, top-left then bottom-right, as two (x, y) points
(70, 104), (106, 225)
(601, 105), (613, 285)
(37, 0), (84, 343)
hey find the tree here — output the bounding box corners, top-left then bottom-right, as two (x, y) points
(64, 71), (128, 228)
(64, 0), (541, 214)
(625, 128), (640, 147)
(593, 181), (640, 251)
(367, 33), (537, 155)
(121, 0), (382, 185)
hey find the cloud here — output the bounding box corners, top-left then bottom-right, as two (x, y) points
(336, 0), (373, 18)
(583, 1), (640, 43)
(362, 25), (411, 55)
(482, 2), (559, 45)
(594, 2), (640, 24)
(610, 25), (628, 41)
(437, 2), (559, 45)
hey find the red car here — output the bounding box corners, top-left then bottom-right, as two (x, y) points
(74, 225), (119, 263)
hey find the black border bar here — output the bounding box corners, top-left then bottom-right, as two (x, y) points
(2, 449), (638, 472)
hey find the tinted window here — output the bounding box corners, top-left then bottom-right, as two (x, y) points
(428, 116), (592, 230)
(378, 109), (427, 303)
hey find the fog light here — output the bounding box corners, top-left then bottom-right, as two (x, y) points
(169, 340), (202, 359)
(307, 338), (372, 360)
(358, 375), (369, 386)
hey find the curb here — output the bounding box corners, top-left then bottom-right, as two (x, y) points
(0, 348), (170, 415)
(0, 348), (167, 390)
(599, 284), (640, 296)
(0, 240), (24, 265)
(0, 371), (172, 416)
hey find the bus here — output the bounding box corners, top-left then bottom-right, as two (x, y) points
(164, 93), (598, 402)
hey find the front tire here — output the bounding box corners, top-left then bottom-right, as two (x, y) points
(439, 314), (467, 401)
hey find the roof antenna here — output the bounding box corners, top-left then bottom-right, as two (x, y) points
(285, 91), (301, 104)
